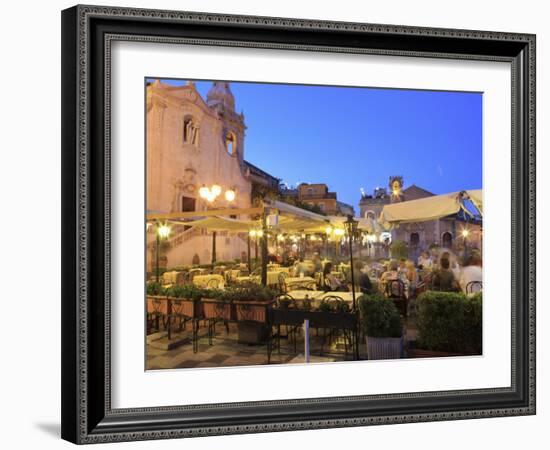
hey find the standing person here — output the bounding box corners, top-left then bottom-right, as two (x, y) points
(432, 256), (459, 291)
(353, 260), (373, 294)
(459, 252), (483, 294)
(312, 252), (323, 273)
(405, 260), (418, 299)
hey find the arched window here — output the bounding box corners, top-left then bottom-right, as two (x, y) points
(225, 131), (237, 155)
(364, 210), (376, 220)
(183, 116), (199, 145)
(442, 232), (453, 249)
(410, 232), (420, 247)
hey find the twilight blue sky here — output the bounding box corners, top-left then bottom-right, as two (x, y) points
(154, 79), (482, 209)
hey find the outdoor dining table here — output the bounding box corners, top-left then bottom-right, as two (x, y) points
(284, 276), (317, 290)
(192, 274), (225, 289)
(236, 270), (286, 286)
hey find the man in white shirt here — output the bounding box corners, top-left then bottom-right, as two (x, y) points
(459, 253), (483, 294)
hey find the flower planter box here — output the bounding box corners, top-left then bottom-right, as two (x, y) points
(233, 299), (275, 344)
(202, 298), (232, 321)
(146, 295), (169, 315)
(169, 297), (203, 319)
(234, 299), (275, 323)
(366, 336), (403, 360)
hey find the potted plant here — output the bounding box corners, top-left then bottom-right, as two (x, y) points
(389, 240), (408, 260)
(411, 290), (482, 357)
(358, 293), (403, 360)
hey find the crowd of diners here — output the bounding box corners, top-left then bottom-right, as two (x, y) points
(251, 245), (483, 299)
(154, 246), (482, 303)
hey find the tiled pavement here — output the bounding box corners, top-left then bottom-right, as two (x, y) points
(146, 318), (418, 370)
(146, 322), (358, 370)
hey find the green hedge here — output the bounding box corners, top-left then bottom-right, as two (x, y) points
(416, 290), (482, 354)
(358, 293), (403, 338)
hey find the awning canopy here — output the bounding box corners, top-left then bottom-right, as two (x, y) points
(466, 189), (483, 215)
(168, 216), (258, 232)
(379, 190), (482, 227)
(148, 199), (386, 235)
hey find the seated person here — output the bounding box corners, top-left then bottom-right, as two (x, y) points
(380, 259), (400, 284)
(405, 260), (418, 297)
(380, 259), (407, 297)
(459, 252), (482, 294)
(417, 251), (433, 270)
(322, 262), (347, 292)
(432, 256), (460, 291)
(398, 258), (407, 275)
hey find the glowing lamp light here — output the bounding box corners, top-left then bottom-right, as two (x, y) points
(334, 228), (345, 237)
(277, 234), (285, 241)
(225, 189), (236, 202)
(461, 229), (470, 238)
(146, 222), (152, 231)
(249, 230), (257, 237)
(325, 226), (333, 235)
(256, 230), (264, 238)
(211, 184), (222, 196)
(198, 185), (209, 199)
(157, 224), (171, 239)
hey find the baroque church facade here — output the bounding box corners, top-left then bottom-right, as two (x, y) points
(146, 80), (259, 268)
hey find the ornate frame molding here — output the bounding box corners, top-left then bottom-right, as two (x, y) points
(61, 5), (536, 444)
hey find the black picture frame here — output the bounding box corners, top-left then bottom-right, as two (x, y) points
(61, 4), (536, 444)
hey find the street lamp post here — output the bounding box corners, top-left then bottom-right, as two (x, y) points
(198, 183), (237, 264)
(155, 222), (171, 283)
(344, 214), (360, 361)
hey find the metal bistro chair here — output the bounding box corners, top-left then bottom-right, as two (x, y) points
(213, 266), (225, 275)
(188, 268), (203, 284)
(272, 294), (300, 354)
(316, 295), (353, 357)
(466, 281), (483, 294)
(147, 297), (167, 334)
(206, 278), (222, 289)
(385, 279), (408, 317)
(278, 272), (289, 294)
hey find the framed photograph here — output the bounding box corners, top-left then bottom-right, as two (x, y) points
(61, 4), (536, 444)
